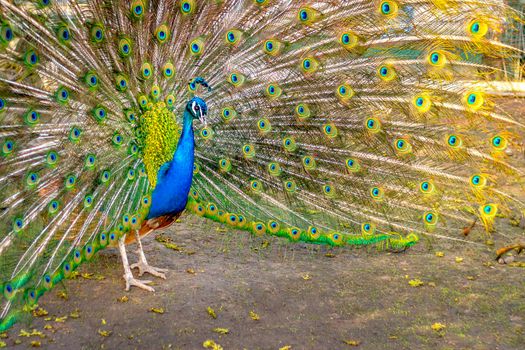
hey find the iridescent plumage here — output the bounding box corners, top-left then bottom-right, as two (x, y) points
(1, 0), (525, 330)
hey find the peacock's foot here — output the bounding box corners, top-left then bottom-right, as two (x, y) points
(130, 260), (168, 279)
(123, 272), (155, 292)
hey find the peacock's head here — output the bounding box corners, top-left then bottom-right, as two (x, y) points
(186, 96), (208, 125)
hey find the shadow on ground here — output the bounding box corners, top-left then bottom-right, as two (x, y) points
(2, 215), (524, 350)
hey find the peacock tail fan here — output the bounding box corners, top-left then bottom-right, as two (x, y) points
(0, 0), (524, 331)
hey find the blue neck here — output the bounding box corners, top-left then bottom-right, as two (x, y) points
(146, 109), (195, 219)
(170, 108), (195, 172)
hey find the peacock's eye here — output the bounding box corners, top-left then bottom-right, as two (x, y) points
(195, 105), (200, 111)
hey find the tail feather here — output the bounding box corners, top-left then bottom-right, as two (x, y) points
(0, 0), (524, 332)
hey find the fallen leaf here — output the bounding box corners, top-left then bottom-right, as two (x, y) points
(249, 311), (260, 321)
(19, 329), (31, 337)
(69, 271), (80, 279)
(408, 279), (424, 287)
(33, 308), (48, 317)
(98, 329), (112, 337)
(301, 273), (311, 281)
(54, 316), (67, 323)
(14, 339), (22, 345)
(117, 296), (129, 303)
(70, 310), (80, 319)
(203, 339), (223, 350)
(343, 339), (360, 346)
(186, 268), (196, 274)
(0, 334), (6, 339)
(455, 257), (464, 263)
(431, 322), (446, 332)
(279, 346), (292, 350)
(261, 241), (270, 249)
(164, 243), (183, 251)
(44, 317), (52, 321)
(43, 325), (52, 330)
(207, 307), (217, 319)
(57, 291), (68, 300)
(101, 319), (107, 325)
(30, 341), (41, 347)
(509, 262), (525, 268)
(428, 282), (436, 287)
(150, 307), (165, 314)
(94, 275), (105, 280)
(435, 252), (444, 257)
(325, 253), (336, 258)
(81, 273), (94, 279)
(212, 328), (229, 335)
(0, 341), (5, 348)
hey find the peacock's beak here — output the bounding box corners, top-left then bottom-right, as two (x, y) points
(198, 109), (207, 125)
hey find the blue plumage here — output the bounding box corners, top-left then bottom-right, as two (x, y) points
(147, 97), (207, 219)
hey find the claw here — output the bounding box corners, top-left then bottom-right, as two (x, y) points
(131, 261), (167, 279)
(123, 272), (155, 292)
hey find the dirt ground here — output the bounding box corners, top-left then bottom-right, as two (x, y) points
(1, 214), (524, 350)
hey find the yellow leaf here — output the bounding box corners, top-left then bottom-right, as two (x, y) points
(55, 316), (67, 323)
(343, 339), (360, 346)
(44, 317), (52, 321)
(117, 296), (129, 303)
(33, 308), (48, 317)
(30, 330), (44, 337)
(150, 307), (165, 314)
(164, 243), (183, 251)
(279, 346), (292, 350)
(249, 311), (260, 321)
(212, 328), (229, 335)
(101, 319), (106, 325)
(187, 268), (196, 274)
(455, 257), (464, 263)
(435, 252), (444, 257)
(30, 341), (41, 347)
(0, 333), (6, 339)
(19, 329), (31, 337)
(431, 322), (446, 332)
(325, 253), (336, 258)
(81, 273), (94, 279)
(301, 273), (311, 281)
(0, 341), (5, 348)
(43, 325), (52, 330)
(207, 307), (217, 319)
(203, 339), (223, 350)
(98, 329), (112, 337)
(408, 279), (424, 287)
(70, 310), (80, 319)
(57, 291), (68, 300)
(14, 340), (21, 345)
(94, 274), (105, 280)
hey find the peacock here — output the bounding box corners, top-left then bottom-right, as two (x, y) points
(1, 0), (525, 331)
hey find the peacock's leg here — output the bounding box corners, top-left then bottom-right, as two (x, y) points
(130, 230), (168, 279)
(118, 235), (155, 292)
